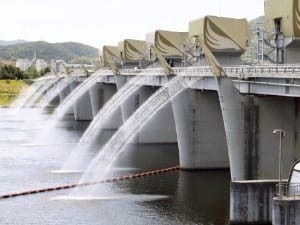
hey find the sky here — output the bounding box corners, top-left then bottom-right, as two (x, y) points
(0, 0), (264, 48)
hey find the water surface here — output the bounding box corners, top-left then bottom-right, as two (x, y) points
(0, 107), (230, 225)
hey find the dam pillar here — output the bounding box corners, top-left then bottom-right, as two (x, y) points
(253, 96), (297, 180)
(139, 99), (177, 143)
(59, 83), (71, 103)
(230, 180), (277, 224)
(230, 90), (299, 224)
(216, 77), (247, 180)
(171, 88), (228, 169)
(216, 77), (274, 224)
(133, 85), (177, 144)
(70, 81), (93, 121)
(115, 75), (136, 122)
(57, 83), (73, 114)
(115, 75), (177, 143)
(89, 82), (104, 117)
(101, 83), (123, 129)
(273, 197), (300, 225)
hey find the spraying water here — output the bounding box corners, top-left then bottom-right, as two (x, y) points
(61, 75), (154, 171)
(70, 75), (197, 197)
(39, 76), (76, 108)
(8, 80), (47, 115)
(25, 77), (61, 107)
(22, 71), (106, 147)
(53, 72), (106, 119)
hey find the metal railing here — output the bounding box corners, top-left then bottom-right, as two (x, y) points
(121, 65), (300, 78)
(60, 64), (300, 79)
(121, 66), (214, 76)
(276, 183), (300, 198)
(121, 67), (166, 76)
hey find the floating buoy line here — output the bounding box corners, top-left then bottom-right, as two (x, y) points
(0, 166), (180, 199)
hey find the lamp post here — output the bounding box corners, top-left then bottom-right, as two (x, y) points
(273, 129), (285, 198)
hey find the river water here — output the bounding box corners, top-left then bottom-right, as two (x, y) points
(0, 107), (230, 225)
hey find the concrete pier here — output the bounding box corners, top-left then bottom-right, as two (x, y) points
(100, 83), (123, 129)
(230, 180), (277, 224)
(115, 76), (177, 143)
(59, 84), (71, 104)
(89, 82), (104, 117)
(216, 77), (246, 180)
(273, 197), (300, 225)
(70, 81), (93, 121)
(139, 101), (176, 143)
(171, 88), (228, 169)
(253, 96), (297, 179)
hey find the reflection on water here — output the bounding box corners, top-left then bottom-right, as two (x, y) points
(0, 107), (230, 225)
(176, 171), (230, 225)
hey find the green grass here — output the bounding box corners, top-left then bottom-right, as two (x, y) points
(0, 80), (29, 106)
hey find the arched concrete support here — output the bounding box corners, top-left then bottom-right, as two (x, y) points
(296, 98), (300, 160)
(115, 77), (177, 143)
(101, 83), (123, 129)
(58, 84), (73, 115)
(115, 75), (136, 122)
(137, 85), (177, 143)
(171, 89), (228, 169)
(130, 85), (177, 143)
(89, 82), (104, 117)
(226, 91), (299, 224)
(139, 101), (177, 143)
(70, 81), (93, 121)
(217, 78), (299, 180)
(59, 84), (71, 104)
(216, 77), (246, 180)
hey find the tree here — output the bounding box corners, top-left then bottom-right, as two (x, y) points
(40, 66), (51, 76)
(0, 64), (24, 80)
(24, 67), (39, 79)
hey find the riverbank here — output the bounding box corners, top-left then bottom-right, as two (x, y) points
(0, 80), (28, 106)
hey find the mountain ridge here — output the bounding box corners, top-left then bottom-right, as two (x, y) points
(0, 39), (27, 46)
(0, 41), (98, 64)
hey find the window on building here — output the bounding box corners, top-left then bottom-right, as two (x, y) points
(274, 18), (282, 33)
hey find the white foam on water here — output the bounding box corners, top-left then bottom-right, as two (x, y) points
(50, 194), (169, 202)
(49, 170), (85, 174)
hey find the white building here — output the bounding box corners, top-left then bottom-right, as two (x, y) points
(35, 59), (48, 71)
(16, 59), (31, 71)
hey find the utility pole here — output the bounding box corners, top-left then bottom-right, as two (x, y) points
(273, 129), (285, 199)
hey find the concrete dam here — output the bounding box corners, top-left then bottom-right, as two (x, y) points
(18, 0), (300, 224)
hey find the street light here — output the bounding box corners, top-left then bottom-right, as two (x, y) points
(273, 129), (285, 198)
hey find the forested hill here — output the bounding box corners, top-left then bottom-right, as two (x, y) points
(0, 40), (27, 46)
(0, 41), (98, 63)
